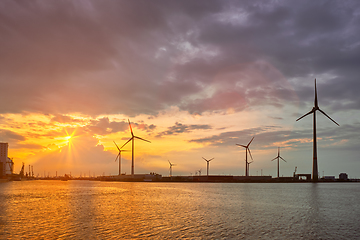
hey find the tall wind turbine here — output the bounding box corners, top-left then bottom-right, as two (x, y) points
(168, 160), (176, 177)
(236, 137), (254, 177)
(271, 147), (286, 178)
(202, 157), (214, 176)
(296, 79), (339, 181)
(114, 141), (128, 176)
(121, 119), (151, 177)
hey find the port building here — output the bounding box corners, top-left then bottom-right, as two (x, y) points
(0, 143), (14, 178)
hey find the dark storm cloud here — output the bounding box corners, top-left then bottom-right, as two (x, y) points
(0, 0), (359, 116)
(157, 122), (212, 137)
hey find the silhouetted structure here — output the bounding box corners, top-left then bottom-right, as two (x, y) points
(247, 160), (253, 175)
(339, 173), (348, 181)
(0, 143), (14, 178)
(271, 147), (286, 178)
(121, 119), (151, 177)
(168, 160), (176, 177)
(236, 137), (254, 177)
(296, 79), (339, 182)
(202, 157), (214, 176)
(114, 141), (128, 176)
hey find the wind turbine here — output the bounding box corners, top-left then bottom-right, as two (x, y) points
(168, 160), (176, 177)
(271, 147), (286, 178)
(202, 157), (214, 176)
(236, 137), (254, 177)
(247, 160), (254, 176)
(296, 79), (339, 182)
(121, 119), (151, 177)
(114, 141), (128, 176)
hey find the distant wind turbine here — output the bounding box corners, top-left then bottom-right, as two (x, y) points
(271, 147), (286, 178)
(168, 160), (176, 177)
(236, 137), (254, 177)
(202, 157), (214, 176)
(247, 160), (254, 176)
(114, 141), (128, 176)
(121, 119), (151, 177)
(296, 79), (339, 182)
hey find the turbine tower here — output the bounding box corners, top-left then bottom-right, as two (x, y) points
(202, 157), (214, 176)
(236, 137), (254, 177)
(121, 119), (151, 177)
(271, 147), (286, 178)
(114, 141), (128, 176)
(296, 79), (339, 182)
(168, 160), (176, 177)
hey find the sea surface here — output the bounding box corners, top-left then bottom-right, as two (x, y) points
(0, 180), (359, 239)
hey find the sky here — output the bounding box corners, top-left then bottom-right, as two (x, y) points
(1, 0), (360, 178)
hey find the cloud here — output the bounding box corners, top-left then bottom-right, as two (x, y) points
(86, 118), (128, 135)
(0, 129), (26, 142)
(156, 122), (212, 137)
(0, 1), (358, 117)
(12, 143), (44, 150)
(51, 114), (84, 124)
(1, 0), (360, 178)
(188, 123), (352, 151)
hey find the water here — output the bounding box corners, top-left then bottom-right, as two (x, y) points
(0, 181), (359, 239)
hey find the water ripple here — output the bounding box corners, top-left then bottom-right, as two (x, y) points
(0, 181), (359, 239)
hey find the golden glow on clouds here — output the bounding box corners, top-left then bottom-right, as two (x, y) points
(0, 106), (303, 176)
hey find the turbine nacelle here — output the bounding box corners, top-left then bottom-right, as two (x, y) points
(296, 79), (339, 126)
(202, 157), (214, 163)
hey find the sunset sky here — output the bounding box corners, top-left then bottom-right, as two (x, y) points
(1, 0), (359, 178)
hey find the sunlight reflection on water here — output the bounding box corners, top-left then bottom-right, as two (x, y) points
(0, 181), (359, 239)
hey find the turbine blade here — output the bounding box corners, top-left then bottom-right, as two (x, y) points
(115, 154), (119, 162)
(314, 79), (318, 108)
(280, 156), (286, 162)
(247, 136), (255, 147)
(248, 148), (253, 160)
(209, 158), (214, 161)
(134, 136), (151, 143)
(318, 109), (340, 126)
(128, 119), (134, 137)
(120, 137), (133, 149)
(236, 144), (247, 148)
(113, 141), (121, 152)
(202, 157), (207, 161)
(296, 110), (314, 121)
(271, 157), (278, 161)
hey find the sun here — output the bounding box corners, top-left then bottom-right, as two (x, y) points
(65, 135), (72, 142)
(64, 129), (77, 146)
